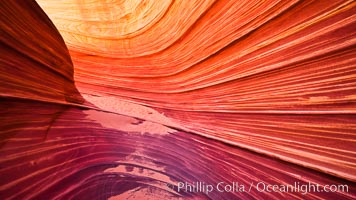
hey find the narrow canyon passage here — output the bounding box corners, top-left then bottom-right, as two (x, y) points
(1, 1), (355, 199)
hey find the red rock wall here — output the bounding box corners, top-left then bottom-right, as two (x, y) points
(0, 1), (83, 104)
(1, 0), (355, 199)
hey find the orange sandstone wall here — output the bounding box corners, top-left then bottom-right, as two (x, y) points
(38, 0), (356, 181)
(1, 0), (355, 199)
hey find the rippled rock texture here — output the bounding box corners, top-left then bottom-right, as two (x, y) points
(1, 0), (356, 199)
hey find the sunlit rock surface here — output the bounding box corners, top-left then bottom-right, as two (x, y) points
(1, 0), (356, 199)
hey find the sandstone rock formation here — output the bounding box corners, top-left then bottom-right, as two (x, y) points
(1, 0), (355, 199)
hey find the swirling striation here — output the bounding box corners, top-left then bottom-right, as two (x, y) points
(0, 0), (355, 199)
(38, 0), (356, 181)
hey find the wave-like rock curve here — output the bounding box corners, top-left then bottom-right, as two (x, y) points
(1, 0), (356, 199)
